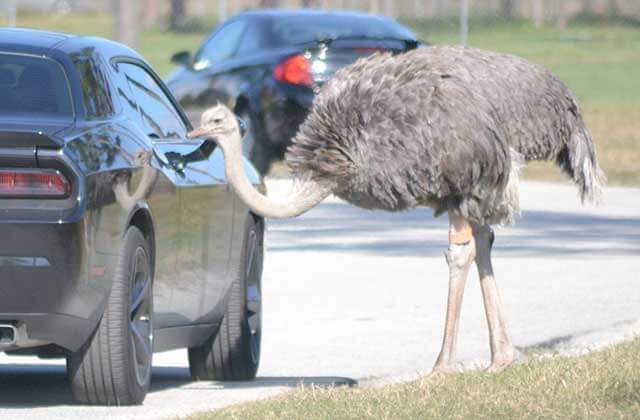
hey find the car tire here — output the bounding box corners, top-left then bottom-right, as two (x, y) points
(238, 108), (272, 176)
(188, 216), (263, 381)
(67, 226), (154, 405)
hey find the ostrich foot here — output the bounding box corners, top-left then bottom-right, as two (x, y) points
(431, 363), (460, 375)
(486, 348), (516, 373)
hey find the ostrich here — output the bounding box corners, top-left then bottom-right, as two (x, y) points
(188, 46), (605, 373)
(113, 150), (158, 211)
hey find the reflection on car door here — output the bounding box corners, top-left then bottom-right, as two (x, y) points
(178, 144), (234, 325)
(120, 62), (233, 326)
(112, 61), (178, 329)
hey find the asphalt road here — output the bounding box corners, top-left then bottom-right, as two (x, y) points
(1, 180), (639, 419)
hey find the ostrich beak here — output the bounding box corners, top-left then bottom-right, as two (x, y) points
(188, 126), (209, 139)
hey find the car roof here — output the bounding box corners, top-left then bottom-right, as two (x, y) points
(0, 27), (145, 63)
(0, 28), (159, 121)
(0, 27), (72, 50)
(237, 8), (396, 22)
(233, 9), (416, 39)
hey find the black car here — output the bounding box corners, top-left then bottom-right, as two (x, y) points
(167, 9), (421, 174)
(0, 28), (264, 405)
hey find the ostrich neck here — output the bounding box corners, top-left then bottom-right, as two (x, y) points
(219, 141), (332, 219)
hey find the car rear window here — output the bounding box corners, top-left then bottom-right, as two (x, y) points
(269, 15), (416, 46)
(0, 53), (73, 118)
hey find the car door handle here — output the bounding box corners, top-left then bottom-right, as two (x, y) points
(164, 151), (186, 173)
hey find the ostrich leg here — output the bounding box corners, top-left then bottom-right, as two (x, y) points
(432, 212), (476, 373)
(473, 225), (515, 372)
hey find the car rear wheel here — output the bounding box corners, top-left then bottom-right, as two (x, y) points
(238, 108), (272, 176)
(67, 226), (153, 405)
(188, 216), (263, 380)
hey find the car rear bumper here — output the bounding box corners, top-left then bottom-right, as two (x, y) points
(0, 314), (95, 353)
(0, 221), (105, 352)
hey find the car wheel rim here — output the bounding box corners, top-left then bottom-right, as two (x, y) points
(129, 246), (153, 386)
(245, 229), (261, 365)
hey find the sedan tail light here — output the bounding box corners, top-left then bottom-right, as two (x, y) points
(273, 54), (313, 87)
(0, 169), (70, 198)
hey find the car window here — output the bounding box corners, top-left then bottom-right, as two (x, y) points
(112, 66), (140, 124)
(0, 53), (73, 118)
(236, 22), (263, 55)
(119, 63), (187, 140)
(193, 20), (248, 71)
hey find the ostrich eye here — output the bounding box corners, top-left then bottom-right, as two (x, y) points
(213, 118), (223, 124)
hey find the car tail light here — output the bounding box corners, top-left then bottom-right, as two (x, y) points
(273, 54), (313, 87)
(0, 169), (70, 198)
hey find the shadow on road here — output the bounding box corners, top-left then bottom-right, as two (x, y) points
(516, 319), (639, 354)
(268, 202), (640, 258)
(0, 363), (355, 408)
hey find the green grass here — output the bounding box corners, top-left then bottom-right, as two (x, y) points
(2, 13), (639, 184)
(191, 337), (640, 419)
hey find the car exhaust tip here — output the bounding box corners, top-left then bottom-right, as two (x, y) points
(0, 324), (17, 346)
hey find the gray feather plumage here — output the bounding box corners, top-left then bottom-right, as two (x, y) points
(286, 45), (605, 225)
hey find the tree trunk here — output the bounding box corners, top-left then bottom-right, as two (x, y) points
(369, 0), (380, 13)
(556, 1), (568, 28)
(141, 0), (160, 26)
(501, 0), (514, 20)
(608, 0), (620, 17)
(170, 0), (187, 31)
(113, 0), (138, 48)
(532, 0), (544, 27)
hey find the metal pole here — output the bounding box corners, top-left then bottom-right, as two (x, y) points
(460, 0), (468, 46)
(218, 0), (227, 22)
(9, 0), (17, 27)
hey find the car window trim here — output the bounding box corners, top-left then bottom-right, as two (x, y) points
(0, 50), (76, 119)
(110, 56), (193, 133)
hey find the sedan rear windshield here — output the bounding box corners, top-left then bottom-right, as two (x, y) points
(0, 53), (73, 118)
(269, 15), (416, 46)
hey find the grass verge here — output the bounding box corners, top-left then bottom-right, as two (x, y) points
(191, 337), (640, 419)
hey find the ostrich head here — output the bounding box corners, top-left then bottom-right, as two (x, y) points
(187, 103), (334, 219)
(187, 104), (246, 148)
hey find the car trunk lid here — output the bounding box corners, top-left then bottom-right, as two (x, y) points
(0, 121), (68, 149)
(305, 38), (420, 86)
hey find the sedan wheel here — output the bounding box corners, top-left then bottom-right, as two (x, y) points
(67, 226), (153, 405)
(188, 216), (263, 380)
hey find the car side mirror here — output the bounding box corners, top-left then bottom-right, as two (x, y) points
(171, 50), (192, 67)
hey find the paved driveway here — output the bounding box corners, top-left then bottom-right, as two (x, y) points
(1, 180), (639, 419)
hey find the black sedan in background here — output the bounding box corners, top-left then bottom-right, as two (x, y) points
(167, 9), (422, 174)
(0, 28), (263, 405)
